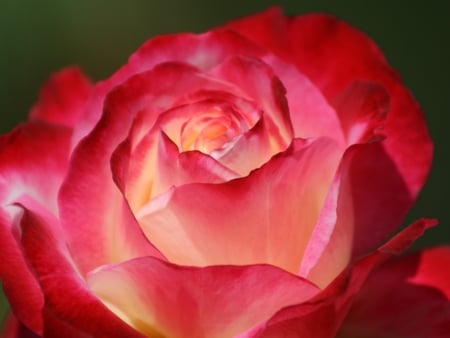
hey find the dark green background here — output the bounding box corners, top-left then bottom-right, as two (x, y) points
(1, 0), (449, 327)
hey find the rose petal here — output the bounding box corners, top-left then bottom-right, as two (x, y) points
(0, 314), (40, 338)
(337, 246), (450, 338)
(249, 218), (436, 337)
(260, 54), (345, 146)
(0, 122), (72, 334)
(18, 201), (144, 338)
(138, 137), (341, 273)
(217, 115), (273, 176)
(304, 141), (417, 287)
(88, 258), (319, 338)
(152, 132), (240, 196)
(0, 209), (43, 335)
(29, 67), (92, 128)
(0, 122), (72, 214)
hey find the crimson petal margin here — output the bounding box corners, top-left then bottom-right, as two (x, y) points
(19, 201), (145, 338)
(0, 121), (73, 334)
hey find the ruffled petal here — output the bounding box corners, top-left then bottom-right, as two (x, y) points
(88, 258), (319, 338)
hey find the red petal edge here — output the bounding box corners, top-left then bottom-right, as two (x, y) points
(18, 200), (145, 338)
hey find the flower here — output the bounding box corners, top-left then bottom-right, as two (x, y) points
(1, 7), (449, 338)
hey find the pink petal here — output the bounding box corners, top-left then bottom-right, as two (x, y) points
(137, 137), (341, 273)
(29, 67), (92, 128)
(217, 115), (273, 176)
(87, 257), (319, 338)
(261, 53), (345, 145)
(338, 246), (450, 337)
(152, 132), (239, 197)
(18, 202), (144, 338)
(251, 218), (436, 337)
(61, 66), (205, 274)
(304, 141), (422, 287)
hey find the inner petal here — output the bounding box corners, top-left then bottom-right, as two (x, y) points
(180, 108), (241, 154)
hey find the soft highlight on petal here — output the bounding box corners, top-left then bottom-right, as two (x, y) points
(88, 257), (319, 338)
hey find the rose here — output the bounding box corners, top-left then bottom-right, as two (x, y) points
(1, 6), (448, 337)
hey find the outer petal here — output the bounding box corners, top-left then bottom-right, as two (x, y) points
(18, 200), (144, 338)
(29, 67), (92, 128)
(337, 246), (450, 338)
(249, 218), (437, 337)
(223, 6), (433, 243)
(0, 121), (72, 334)
(88, 258), (319, 338)
(59, 67), (190, 274)
(0, 210), (43, 335)
(137, 137), (341, 273)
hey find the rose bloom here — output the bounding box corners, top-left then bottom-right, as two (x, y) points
(0, 7), (449, 338)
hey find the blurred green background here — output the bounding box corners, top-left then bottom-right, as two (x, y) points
(0, 0), (449, 328)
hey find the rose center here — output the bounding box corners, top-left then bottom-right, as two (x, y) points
(179, 108), (243, 156)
